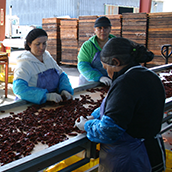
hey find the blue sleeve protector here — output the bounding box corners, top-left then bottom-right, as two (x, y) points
(78, 61), (103, 82)
(91, 107), (100, 119)
(13, 79), (48, 104)
(58, 72), (74, 95)
(85, 115), (125, 144)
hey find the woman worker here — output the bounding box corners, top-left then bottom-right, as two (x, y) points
(75, 37), (166, 172)
(77, 16), (115, 86)
(13, 28), (73, 104)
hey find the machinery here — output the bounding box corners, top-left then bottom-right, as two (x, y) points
(0, 82), (101, 172)
(5, 14), (33, 39)
(0, 0), (171, 171)
(0, 67), (172, 172)
(161, 44), (172, 64)
(3, 5), (34, 49)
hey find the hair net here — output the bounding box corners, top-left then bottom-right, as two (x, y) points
(100, 37), (154, 65)
(25, 28), (48, 50)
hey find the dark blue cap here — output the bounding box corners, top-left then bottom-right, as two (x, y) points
(94, 16), (112, 27)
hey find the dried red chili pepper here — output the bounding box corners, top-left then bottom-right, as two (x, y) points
(0, 86), (109, 165)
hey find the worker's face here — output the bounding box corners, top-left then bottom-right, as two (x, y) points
(102, 58), (127, 79)
(102, 62), (116, 79)
(29, 36), (48, 58)
(94, 26), (111, 41)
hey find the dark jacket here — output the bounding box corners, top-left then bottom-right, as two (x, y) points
(104, 64), (166, 171)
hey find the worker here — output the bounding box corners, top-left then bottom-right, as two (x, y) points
(13, 28), (73, 104)
(75, 37), (166, 172)
(77, 16), (115, 86)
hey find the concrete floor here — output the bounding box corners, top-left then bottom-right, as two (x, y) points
(0, 64), (80, 106)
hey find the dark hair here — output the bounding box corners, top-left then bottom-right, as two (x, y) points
(100, 37), (154, 65)
(25, 28), (48, 50)
(94, 16), (112, 28)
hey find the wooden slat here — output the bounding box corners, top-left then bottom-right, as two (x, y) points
(42, 17), (61, 63)
(61, 51), (78, 64)
(147, 55), (172, 66)
(42, 12), (172, 67)
(78, 15), (98, 48)
(60, 18), (79, 65)
(122, 12), (148, 19)
(147, 12), (172, 64)
(61, 39), (78, 46)
(42, 18), (61, 24)
(60, 19), (78, 26)
(122, 13), (148, 45)
(60, 29), (78, 39)
(148, 12), (172, 17)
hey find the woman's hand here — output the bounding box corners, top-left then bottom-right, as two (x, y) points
(61, 90), (73, 100)
(75, 116), (94, 131)
(46, 93), (62, 103)
(75, 116), (88, 131)
(99, 76), (112, 86)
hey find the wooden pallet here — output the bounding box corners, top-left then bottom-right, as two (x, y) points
(42, 18), (61, 64)
(60, 18), (78, 65)
(42, 12), (172, 67)
(147, 12), (172, 66)
(78, 15), (98, 49)
(122, 13), (148, 46)
(60, 19), (78, 39)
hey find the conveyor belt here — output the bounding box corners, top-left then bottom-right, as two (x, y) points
(150, 64), (172, 151)
(0, 82), (101, 172)
(1, 64), (172, 172)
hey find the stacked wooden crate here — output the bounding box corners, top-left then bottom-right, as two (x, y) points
(100, 14), (122, 37)
(42, 18), (61, 64)
(42, 13), (172, 67)
(78, 15), (98, 49)
(147, 12), (172, 66)
(60, 18), (78, 65)
(122, 13), (148, 46)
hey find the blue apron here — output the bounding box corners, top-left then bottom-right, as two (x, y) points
(37, 68), (60, 93)
(79, 41), (108, 85)
(98, 97), (152, 172)
(14, 68), (60, 101)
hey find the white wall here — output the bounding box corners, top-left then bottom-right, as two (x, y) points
(163, 0), (172, 12)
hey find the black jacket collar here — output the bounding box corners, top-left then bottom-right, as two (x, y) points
(112, 62), (140, 81)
